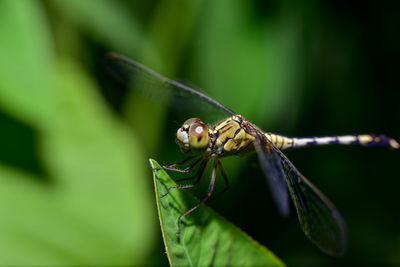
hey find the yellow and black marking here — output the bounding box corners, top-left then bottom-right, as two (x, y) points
(210, 116), (255, 156)
(265, 133), (294, 150)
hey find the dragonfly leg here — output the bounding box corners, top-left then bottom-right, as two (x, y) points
(217, 159), (230, 192)
(162, 155), (196, 167)
(209, 159), (230, 204)
(161, 159), (208, 198)
(161, 156), (202, 173)
(177, 159), (217, 235)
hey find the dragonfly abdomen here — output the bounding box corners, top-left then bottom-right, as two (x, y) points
(266, 133), (399, 150)
(264, 133), (294, 150)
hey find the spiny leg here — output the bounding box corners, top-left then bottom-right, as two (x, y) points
(161, 159), (209, 198)
(153, 156), (196, 171)
(209, 159), (230, 204)
(165, 155), (196, 167)
(177, 159), (218, 235)
(173, 176), (199, 183)
(217, 159), (230, 193)
(162, 156), (203, 173)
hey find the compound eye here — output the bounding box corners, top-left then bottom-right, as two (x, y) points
(189, 121), (209, 150)
(176, 127), (189, 152)
(176, 118), (209, 153)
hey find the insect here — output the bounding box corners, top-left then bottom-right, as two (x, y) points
(106, 53), (399, 256)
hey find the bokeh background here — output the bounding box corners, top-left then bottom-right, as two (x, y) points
(0, 0), (399, 265)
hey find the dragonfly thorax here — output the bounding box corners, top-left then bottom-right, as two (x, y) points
(176, 118), (210, 154)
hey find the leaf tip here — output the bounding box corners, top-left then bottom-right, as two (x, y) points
(149, 158), (158, 169)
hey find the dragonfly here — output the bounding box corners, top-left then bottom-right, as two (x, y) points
(106, 53), (399, 256)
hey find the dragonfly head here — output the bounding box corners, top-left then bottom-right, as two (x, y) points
(176, 118), (210, 154)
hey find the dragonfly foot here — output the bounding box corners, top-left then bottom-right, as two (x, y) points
(161, 186), (177, 198)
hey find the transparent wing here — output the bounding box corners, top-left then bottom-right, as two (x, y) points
(105, 53), (236, 121)
(249, 121), (346, 256)
(274, 147), (346, 256)
(253, 137), (290, 217)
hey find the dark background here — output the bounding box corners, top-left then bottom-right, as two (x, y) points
(0, 0), (399, 265)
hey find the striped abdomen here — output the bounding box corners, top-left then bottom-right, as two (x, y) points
(265, 133), (399, 151)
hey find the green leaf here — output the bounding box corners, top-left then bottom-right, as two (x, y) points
(150, 159), (285, 267)
(0, 2), (155, 264)
(0, 0), (54, 125)
(0, 57), (156, 265)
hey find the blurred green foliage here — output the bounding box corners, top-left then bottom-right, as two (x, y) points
(0, 0), (398, 265)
